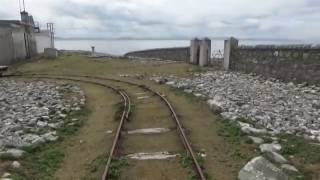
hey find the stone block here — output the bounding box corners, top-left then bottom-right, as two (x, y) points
(44, 48), (58, 59)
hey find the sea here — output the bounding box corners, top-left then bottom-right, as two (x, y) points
(55, 39), (313, 57)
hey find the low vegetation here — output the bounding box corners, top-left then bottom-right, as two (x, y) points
(279, 134), (320, 179)
(179, 153), (210, 180)
(108, 157), (129, 180)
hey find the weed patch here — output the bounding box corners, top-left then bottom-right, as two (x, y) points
(279, 134), (320, 179)
(108, 157), (129, 180)
(179, 153), (210, 180)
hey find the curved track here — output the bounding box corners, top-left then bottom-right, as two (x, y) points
(2, 73), (206, 180)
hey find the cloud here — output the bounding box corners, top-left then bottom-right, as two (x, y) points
(0, 0), (319, 41)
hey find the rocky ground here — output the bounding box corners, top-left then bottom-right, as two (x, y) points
(152, 71), (320, 140)
(0, 79), (85, 178)
(151, 70), (320, 179)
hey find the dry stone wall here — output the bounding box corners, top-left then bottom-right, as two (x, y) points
(125, 47), (190, 61)
(229, 44), (320, 85)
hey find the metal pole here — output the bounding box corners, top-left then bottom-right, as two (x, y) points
(19, 0), (22, 12)
(23, 0), (26, 11)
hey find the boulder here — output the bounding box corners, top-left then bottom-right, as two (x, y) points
(281, 164), (299, 175)
(265, 151), (288, 164)
(207, 99), (223, 113)
(238, 156), (288, 180)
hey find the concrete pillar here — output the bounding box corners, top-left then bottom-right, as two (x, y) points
(190, 38), (200, 64)
(199, 38), (211, 67)
(224, 37), (238, 70)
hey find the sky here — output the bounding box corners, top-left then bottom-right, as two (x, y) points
(0, 0), (319, 41)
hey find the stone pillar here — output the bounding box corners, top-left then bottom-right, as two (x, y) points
(199, 38), (211, 67)
(224, 37), (238, 70)
(190, 38), (200, 64)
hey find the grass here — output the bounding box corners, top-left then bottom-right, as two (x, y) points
(108, 157), (129, 180)
(216, 118), (257, 162)
(278, 134), (320, 179)
(170, 87), (206, 103)
(9, 107), (89, 180)
(179, 153), (208, 180)
(217, 119), (244, 144)
(113, 102), (126, 121)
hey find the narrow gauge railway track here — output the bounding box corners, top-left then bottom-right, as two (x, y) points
(2, 74), (206, 180)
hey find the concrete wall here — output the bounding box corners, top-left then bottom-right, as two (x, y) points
(11, 28), (27, 61)
(229, 43), (320, 84)
(0, 25), (39, 65)
(35, 30), (52, 53)
(125, 47), (190, 61)
(0, 29), (14, 65)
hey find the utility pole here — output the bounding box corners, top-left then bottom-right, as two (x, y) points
(19, 0), (22, 12)
(47, 23), (55, 48)
(23, 0), (26, 11)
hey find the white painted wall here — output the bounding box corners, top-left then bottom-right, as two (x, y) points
(35, 30), (52, 53)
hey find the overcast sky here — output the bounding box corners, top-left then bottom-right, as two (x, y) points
(1, 0), (319, 40)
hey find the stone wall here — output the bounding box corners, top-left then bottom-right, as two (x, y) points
(124, 47), (190, 61)
(229, 44), (320, 84)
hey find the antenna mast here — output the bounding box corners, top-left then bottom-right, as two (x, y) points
(22, 0), (26, 11)
(19, 0), (22, 12)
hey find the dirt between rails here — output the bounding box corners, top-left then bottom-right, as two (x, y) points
(101, 81), (190, 180)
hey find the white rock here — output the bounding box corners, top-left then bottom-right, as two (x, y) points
(265, 151), (288, 164)
(248, 136), (264, 144)
(36, 121), (48, 127)
(238, 156), (288, 180)
(207, 99), (223, 113)
(0, 149), (25, 158)
(260, 143), (282, 153)
(165, 81), (175, 85)
(42, 131), (58, 142)
(241, 126), (268, 135)
(11, 161), (21, 169)
(1, 173), (11, 178)
(281, 164), (299, 175)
